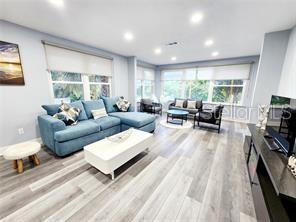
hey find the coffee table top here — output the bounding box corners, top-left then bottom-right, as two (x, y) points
(167, 109), (189, 115)
(84, 129), (153, 161)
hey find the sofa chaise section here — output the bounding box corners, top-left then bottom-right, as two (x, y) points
(109, 112), (156, 132)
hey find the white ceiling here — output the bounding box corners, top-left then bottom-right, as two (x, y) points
(1, 0), (296, 65)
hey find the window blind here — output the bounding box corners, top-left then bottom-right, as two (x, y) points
(197, 64), (251, 80)
(43, 44), (113, 76)
(137, 66), (155, 80)
(161, 68), (197, 81)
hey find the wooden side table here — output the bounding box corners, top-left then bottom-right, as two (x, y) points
(3, 141), (41, 173)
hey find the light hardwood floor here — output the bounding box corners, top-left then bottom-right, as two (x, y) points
(0, 119), (256, 222)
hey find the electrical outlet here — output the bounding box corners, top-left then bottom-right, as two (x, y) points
(18, 128), (24, 135)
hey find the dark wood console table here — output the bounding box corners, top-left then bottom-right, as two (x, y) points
(245, 124), (296, 221)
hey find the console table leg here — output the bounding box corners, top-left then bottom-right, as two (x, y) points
(111, 172), (115, 180)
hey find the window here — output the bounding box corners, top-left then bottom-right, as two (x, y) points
(161, 64), (250, 105)
(50, 71), (111, 103)
(212, 80), (244, 104)
(89, 75), (111, 100)
(43, 43), (113, 103)
(136, 66), (155, 101)
(185, 80), (210, 101)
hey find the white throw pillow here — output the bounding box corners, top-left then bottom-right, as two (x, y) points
(175, 99), (184, 108)
(91, 108), (108, 120)
(187, 100), (196, 109)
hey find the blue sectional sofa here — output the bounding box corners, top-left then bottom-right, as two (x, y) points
(38, 97), (156, 156)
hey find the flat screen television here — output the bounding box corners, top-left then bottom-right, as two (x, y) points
(265, 95), (296, 156)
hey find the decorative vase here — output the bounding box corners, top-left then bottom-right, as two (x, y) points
(106, 128), (133, 143)
(256, 105), (269, 130)
(287, 155), (296, 178)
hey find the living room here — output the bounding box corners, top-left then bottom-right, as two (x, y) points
(0, 0), (296, 221)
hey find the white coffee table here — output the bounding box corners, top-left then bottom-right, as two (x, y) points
(84, 129), (153, 180)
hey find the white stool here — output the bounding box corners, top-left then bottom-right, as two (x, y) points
(3, 141), (41, 173)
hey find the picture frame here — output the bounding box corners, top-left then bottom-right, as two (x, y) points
(0, 40), (25, 85)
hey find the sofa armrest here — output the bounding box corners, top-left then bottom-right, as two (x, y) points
(168, 102), (175, 109)
(38, 115), (66, 151)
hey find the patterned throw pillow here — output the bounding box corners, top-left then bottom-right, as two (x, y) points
(91, 108), (108, 120)
(53, 103), (81, 126)
(175, 99), (184, 108)
(116, 97), (130, 112)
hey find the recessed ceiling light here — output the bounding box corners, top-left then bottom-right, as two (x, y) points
(190, 12), (203, 24)
(171, 57), (177, 61)
(124, 32), (134, 41)
(48, 0), (64, 8)
(205, 39), (214, 47)
(212, 51), (219, 57)
(154, 48), (162, 55)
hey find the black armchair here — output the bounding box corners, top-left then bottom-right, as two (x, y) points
(193, 105), (224, 133)
(140, 98), (162, 115)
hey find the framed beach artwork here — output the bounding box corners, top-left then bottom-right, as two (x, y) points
(0, 41), (25, 85)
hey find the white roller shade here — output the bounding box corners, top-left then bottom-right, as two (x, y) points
(137, 66), (155, 80)
(197, 64), (251, 80)
(161, 68), (197, 80)
(44, 44), (112, 76)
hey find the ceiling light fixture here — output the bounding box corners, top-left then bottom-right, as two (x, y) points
(205, 39), (214, 47)
(48, 0), (64, 8)
(154, 48), (162, 55)
(124, 32), (134, 41)
(212, 51), (219, 57)
(190, 12), (203, 24)
(171, 57), (177, 61)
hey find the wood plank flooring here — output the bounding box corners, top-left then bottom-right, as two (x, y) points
(0, 119), (256, 222)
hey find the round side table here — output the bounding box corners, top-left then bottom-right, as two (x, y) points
(3, 141), (41, 173)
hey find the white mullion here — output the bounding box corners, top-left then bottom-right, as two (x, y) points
(208, 81), (214, 102)
(83, 74), (90, 101)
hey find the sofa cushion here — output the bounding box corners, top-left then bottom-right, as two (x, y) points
(42, 104), (60, 116)
(54, 120), (100, 142)
(82, 99), (105, 119)
(91, 116), (121, 130)
(187, 100), (196, 109)
(42, 101), (87, 121)
(70, 101), (88, 121)
(109, 112), (155, 128)
(196, 100), (203, 109)
(101, 96), (120, 113)
(175, 99), (185, 108)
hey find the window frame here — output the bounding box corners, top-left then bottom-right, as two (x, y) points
(161, 79), (248, 106)
(136, 79), (155, 101)
(48, 70), (112, 103)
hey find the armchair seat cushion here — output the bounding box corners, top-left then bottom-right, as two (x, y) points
(54, 120), (100, 142)
(197, 112), (214, 122)
(91, 116), (121, 130)
(109, 112), (155, 128)
(146, 106), (162, 112)
(170, 106), (199, 114)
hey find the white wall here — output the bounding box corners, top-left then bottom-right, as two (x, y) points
(0, 21), (129, 147)
(250, 29), (291, 123)
(278, 26), (296, 99)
